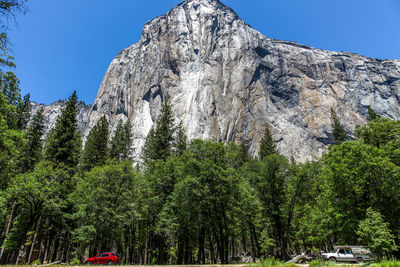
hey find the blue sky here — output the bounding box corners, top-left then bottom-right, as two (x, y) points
(8, 0), (400, 105)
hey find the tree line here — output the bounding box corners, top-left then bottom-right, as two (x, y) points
(1, 75), (399, 264)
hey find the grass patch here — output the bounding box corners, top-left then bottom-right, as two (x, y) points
(369, 259), (400, 267)
(250, 257), (296, 267)
(309, 259), (337, 267)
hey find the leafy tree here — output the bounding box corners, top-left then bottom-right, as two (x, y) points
(109, 119), (133, 162)
(81, 115), (109, 171)
(357, 208), (396, 258)
(44, 91), (81, 171)
(316, 141), (400, 245)
(330, 108), (348, 144)
(18, 108), (45, 172)
(142, 94), (175, 162)
(0, 0), (29, 31)
(0, 91), (23, 189)
(0, 33), (30, 130)
(3, 162), (66, 262)
(356, 117), (400, 149)
(259, 126), (277, 159)
(248, 154), (292, 259)
(70, 161), (138, 261)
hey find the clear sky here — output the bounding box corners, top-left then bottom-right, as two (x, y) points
(7, 0), (400, 105)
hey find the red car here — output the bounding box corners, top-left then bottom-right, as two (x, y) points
(84, 252), (120, 265)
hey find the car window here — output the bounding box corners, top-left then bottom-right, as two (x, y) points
(345, 249), (351, 254)
(338, 249), (345, 254)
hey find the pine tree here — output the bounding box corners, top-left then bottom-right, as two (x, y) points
(81, 115), (109, 171)
(330, 108), (348, 144)
(174, 122), (187, 156)
(110, 119), (133, 162)
(19, 108), (45, 172)
(259, 126), (277, 159)
(15, 93), (31, 130)
(367, 106), (380, 122)
(142, 94), (175, 162)
(44, 91), (81, 170)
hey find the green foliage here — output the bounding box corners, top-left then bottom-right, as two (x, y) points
(368, 106), (381, 122)
(174, 121), (186, 156)
(18, 108), (45, 172)
(369, 259), (400, 267)
(330, 108), (348, 144)
(81, 115), (109, 171)
(259, 126), (277, 158)
(15, 93), (31, 130)
(0, 91), (24, 189)
(253, 257), (297, 267)
(0, 1), (29, 31)
(357, 208), (396, 258)
(308, 259), (336, 267)
(70, 161), (138, 260)
(315, 141), (400, 244)
(44, 91), (81, 171)
(109, 119), (133, 161)
(142, 94), (175, 162)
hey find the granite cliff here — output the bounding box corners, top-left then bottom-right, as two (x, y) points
(59, 0), (400, 162)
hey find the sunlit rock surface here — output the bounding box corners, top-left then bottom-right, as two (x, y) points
(83, 0), (400, 162)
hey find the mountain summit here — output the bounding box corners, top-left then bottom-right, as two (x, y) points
(85, 0), (400, 162)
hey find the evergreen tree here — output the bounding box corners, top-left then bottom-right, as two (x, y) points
(81, 115), (109, 171)
(259, 126), (277, 159)
(15, 93), (31, 130)
(44, 91), (81, 170)
(330, 108), (347, 144)
(109, 119), (133, 162)
(367, 106), (380, 122)
(142, 94), (175, 162)
(174, 121), (187, 156)
(0, 91), (23, 189)
(19, 108), (45, 172)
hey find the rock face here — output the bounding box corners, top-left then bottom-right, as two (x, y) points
(31, 101), (90, 137)
(85, 0), (400, 162)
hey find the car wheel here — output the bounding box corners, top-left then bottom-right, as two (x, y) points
(356, 257), (364, 264)
(107, 260), (114, 265)
(86, 261), (92, 265)
(329, 257), (337, 263)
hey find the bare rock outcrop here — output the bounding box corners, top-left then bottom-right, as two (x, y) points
(84, 0), (400, 162)
(31, 100), (90, 137)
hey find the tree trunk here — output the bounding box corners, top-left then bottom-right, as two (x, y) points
(0, 200), (16, 262)
(28, 215), (42, 264)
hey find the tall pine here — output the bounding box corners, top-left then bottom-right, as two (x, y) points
(174, 121), (187, 156)
(367, 106), (380, 122)
(19, 108), (45, 172)
(15, 93), (31, 130)
(142, 94), (175, 162)
(109, 119), (133, 162)
(330, 108), (348, 144)
(259, 126), (277, 159)
(44, 91), (81, 170)
(81, 115), (109, 171)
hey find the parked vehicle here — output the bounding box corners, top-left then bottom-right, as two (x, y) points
(321, 246), (375, 263)
(84, 252), (120, 265)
